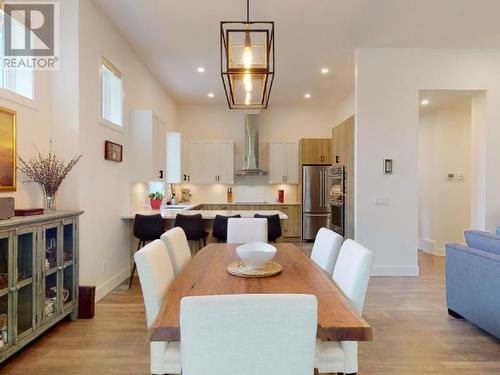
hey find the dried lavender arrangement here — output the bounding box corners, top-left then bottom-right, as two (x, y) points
(17, 141), (82, 211)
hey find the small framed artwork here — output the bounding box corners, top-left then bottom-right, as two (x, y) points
(0, 106), (17, 191)
(104, 140), (123, 162)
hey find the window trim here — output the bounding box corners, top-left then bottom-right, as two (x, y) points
(0, 8), (36, 104)
(99, 55), (125, 132)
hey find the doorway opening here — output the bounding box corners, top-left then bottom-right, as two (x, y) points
(418, 90), (484, 256)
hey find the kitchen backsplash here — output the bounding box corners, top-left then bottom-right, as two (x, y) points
(130, 176), (299, 211)
(180, 176), (299, 203)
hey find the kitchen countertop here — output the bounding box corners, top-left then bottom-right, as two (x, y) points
(193, 201), (301, 206)
(121, 209), (288, 220)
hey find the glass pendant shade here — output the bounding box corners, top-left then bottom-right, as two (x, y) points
(221, 22), (275, 109)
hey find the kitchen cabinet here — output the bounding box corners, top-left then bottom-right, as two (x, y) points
(299, 138), (332, 165)
(0, 211), (82, 365)
(189, 141), (234, 184)
(269, 142), (299, 184)
(332, 115), (354, 182)
(332, 115), (355, 239)
(166, 132), (191, 183)
(129, 110), (166, 181)
(344, 182), (355, 239)
(194, 204), (301, 241)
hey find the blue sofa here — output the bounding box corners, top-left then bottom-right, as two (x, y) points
(446, 230), (500, 339)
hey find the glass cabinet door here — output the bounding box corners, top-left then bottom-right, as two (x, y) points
(62, 222), (75, 308)
(0, 233), (11, 353)
(42, 225), (61, 322)
(14, 229), (36, 340)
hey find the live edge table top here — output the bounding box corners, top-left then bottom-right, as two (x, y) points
(150, 243), (372, 342)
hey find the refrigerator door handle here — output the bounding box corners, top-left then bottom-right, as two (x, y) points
(304, 213), (331, 217)
(319, 171), (323, 207)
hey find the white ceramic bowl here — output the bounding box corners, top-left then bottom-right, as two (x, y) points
(236, 242), (277, 269)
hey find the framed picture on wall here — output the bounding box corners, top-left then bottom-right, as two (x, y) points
(0, 107), (16, 191)
(104, 140), (123, 162)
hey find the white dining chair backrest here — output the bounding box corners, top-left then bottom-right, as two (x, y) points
(134, 239), (175, 327)
(310, 227), (343, 275)
(226, 218), (268, 244)
(180, 294), (318, 375)
(332, 239), (374, 314)
(161, 227), (191, 276)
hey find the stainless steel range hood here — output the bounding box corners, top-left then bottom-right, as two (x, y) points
(236, 114), (268, 176)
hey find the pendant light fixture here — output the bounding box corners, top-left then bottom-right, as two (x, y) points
(220, 0), (275, 109)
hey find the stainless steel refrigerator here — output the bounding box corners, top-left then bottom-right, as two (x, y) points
(302, 165), (332, 241)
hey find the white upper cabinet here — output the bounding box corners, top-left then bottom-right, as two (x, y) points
(269, 142), (299, 184)
(166, 132), (191, 183)
(129, 110), (166, 181)
(189, 140), (234, 184)
(189, 141), (206, 183)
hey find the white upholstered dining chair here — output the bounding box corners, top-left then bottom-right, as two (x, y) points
(226, 217), (268, 244)
(180, 294), (318, 375)
(161, 227), (191, 276)
(134, 239), (181, 375)
(315, 239), (374, 375)
(310, 227), (343, 275)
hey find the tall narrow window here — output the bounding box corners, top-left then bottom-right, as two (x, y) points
(0, 10), (34, 100)
(101, 59), (123, 127)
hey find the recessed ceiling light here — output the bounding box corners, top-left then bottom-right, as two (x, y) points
(197, 66), (205, 73)
(304, 93), (311, 99)
(321, 68), (329, 74)
(208, 92), (215, 98)
(420, 99), (430, 106)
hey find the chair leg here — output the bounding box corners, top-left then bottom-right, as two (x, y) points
(203, 236), (206, 247)
(129, 240), (143, 289)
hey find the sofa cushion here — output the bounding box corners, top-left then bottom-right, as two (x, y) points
(464, 230), (500, 256)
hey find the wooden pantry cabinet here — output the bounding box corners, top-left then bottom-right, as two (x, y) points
(299, 138), (332, 165)
(332, 115), (354, 182)
(0, 211), (83, 364)
(332, 115), (355, 239)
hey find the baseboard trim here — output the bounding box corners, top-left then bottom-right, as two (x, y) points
(421, 246), (446, 257)
(372, 265), (419, 276)
(95, 266), (130, 302)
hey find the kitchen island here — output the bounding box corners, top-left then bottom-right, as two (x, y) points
(121, 208), (288, 220)
(122, 206), (292, 256)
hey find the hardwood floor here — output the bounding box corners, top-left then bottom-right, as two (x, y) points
(1, 250), (499, 374)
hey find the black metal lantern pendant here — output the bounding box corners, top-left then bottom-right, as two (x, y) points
(220, 0), (275, 109)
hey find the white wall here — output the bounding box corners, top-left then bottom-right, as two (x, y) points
(355, 48), (500, 276)
(418, 105), (471, 255)
(0, 0), (79, 209)
(78, 0), (177, 299)
(470, 92), (487, 229)
(177, 103), (352, 203)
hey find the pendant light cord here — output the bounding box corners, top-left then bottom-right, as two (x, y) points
(246, 0), (250, 22)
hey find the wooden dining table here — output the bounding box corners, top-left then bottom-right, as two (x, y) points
(150, 243), (372, 342)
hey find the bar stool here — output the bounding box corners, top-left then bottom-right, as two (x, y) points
(254, 214), (282, 242)
(174, 213), (209, 251)
(130, 214), (164, 288)
(212, 214), (241, 242)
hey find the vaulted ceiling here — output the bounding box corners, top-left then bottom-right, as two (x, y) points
(94, 0), (500, 107)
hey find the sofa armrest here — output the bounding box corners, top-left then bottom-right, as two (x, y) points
(446, 243), (500, 339)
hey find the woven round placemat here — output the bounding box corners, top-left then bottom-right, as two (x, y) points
(226, 261), (283, 278)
